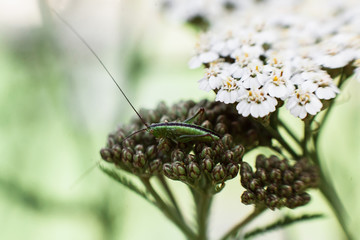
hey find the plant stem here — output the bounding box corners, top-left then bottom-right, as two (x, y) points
(220, 206), (266, 240)
(196, 191), (213, 240)
(141, 178), (196, 239)
(278, 119), (302, 147)
(309, 151), (353, 239)
(157, 175), (185, 222)
(263, 124), (299, 159)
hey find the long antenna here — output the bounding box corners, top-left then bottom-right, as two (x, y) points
(52, 9), (149, 128)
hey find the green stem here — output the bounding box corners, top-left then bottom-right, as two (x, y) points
(220, 206), (266, 240)
(309, 151), (353, 239)
(196, 192), (213, 240)
(278, 119), (302, 147)
(157, 175), (185, 222)
(263, 124), (299, 159)
(141, 178), (196, 239)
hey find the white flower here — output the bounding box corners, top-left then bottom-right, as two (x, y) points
(236, 88), (278, 118)
(212, 30), (240, 57)
(286, 87), (323, 119)
(240, 60), (269, 89)
(263, 68), (294, 99)
(300, 71), (340, 100)
(313, 36), (356, 69)
(189, 34), (219, 69)
(215, 75), (241, 103)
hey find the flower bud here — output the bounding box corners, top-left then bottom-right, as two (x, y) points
(200, 147), (213, 159)
(299, 172), (312, 185)
(149, 159), (162, 173)
(133, 152), (147, 168)
(232, 145), (245, 162)
(226, 163), (239, 179)
(267, 184), (278, 194)
(201, 158), (214, 173)
(255, 168), (267, 184)
(255, 155), (266, 169)
(283, 170), (295, 184)
(256, 188), (266, 201)
(214, 123), (227, 135)
(100, 148), (113, 162)
(221, 134), (233, 148)
(163, 163), (176, 180)
(107, 137), (115, 148)
(201, 120), (213, 130)
(122, 148), (133, 166)
(146, 145), (157, 159)
(241, 191), (256, 205)
(249, 179), (261, 191)
(184, 154), (196, 164)
(187, 162), (201, 180)
(172, 162), (187, 181)
(212, 164), (226, 183)
(266, 194), (280, 210)
(293, 180), (306, 193)
(158, 138), (172, 153)
(269, 169), (282, 182)
(222, 150), (234, 162)
(278, 159), (289, 171)
(171, 149), (185, 162)
(280, 185), (293, 197)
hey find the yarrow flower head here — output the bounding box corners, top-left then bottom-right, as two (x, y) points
(187, 0), (360, 120)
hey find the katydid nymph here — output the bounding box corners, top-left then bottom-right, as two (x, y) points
(52, 10), (222, 146)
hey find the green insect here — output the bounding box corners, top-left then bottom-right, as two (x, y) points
(53, 10), (221, 145)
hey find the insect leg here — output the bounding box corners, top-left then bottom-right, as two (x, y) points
(176, 133), (224, 149)
(183, 107), (205, 124)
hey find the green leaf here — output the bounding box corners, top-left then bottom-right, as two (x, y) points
(99, 163), (155, 205)
(243, 213), (324, 239)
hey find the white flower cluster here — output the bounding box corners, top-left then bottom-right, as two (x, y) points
(188, 1), (360, 119)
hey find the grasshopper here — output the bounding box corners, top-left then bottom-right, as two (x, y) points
(53, 10), (221, 145)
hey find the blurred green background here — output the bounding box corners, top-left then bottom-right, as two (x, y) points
(0, 0), (359, 239)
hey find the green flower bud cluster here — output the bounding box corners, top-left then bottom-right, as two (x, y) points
(100, 99), (266, 189)
(240, 155), (319, 210)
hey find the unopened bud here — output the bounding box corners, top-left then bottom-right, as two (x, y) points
(269, 169), (282, 182)
(149, 159), (162, 173)
(212, 164), (226, 183)
(133, 152), (147, 168)
(201, 158), (214, 173)
(100, 148), (113, 162)
(171, 149), (185, 162)
(201, 120), (213, 130)
(241, 191), (256, 205)
(249, 179), (261, 191)
(158, 138), (172, 153)
(280, 185), (293, 197)
(146, 145), (157, 159)
(200, 147), (213, 159)
(226, 163), (239, 179)
(187, 162), (201, 180)
(293, 180), (306, 193)
(163, 163), (176, 180)
(214, 123), (227, 135)
(255, 168), (267, 184)
(283, 170), (295, 184)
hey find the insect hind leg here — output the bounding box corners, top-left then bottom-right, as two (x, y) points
(176, 133), (225, 151)
(183, 107), (205, 124)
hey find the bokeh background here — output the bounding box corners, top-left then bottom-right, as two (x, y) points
(0, 0), (359, 239)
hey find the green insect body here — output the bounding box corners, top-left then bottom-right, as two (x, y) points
(53, 10), (221, 144)
(149, 122), (220, 143)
